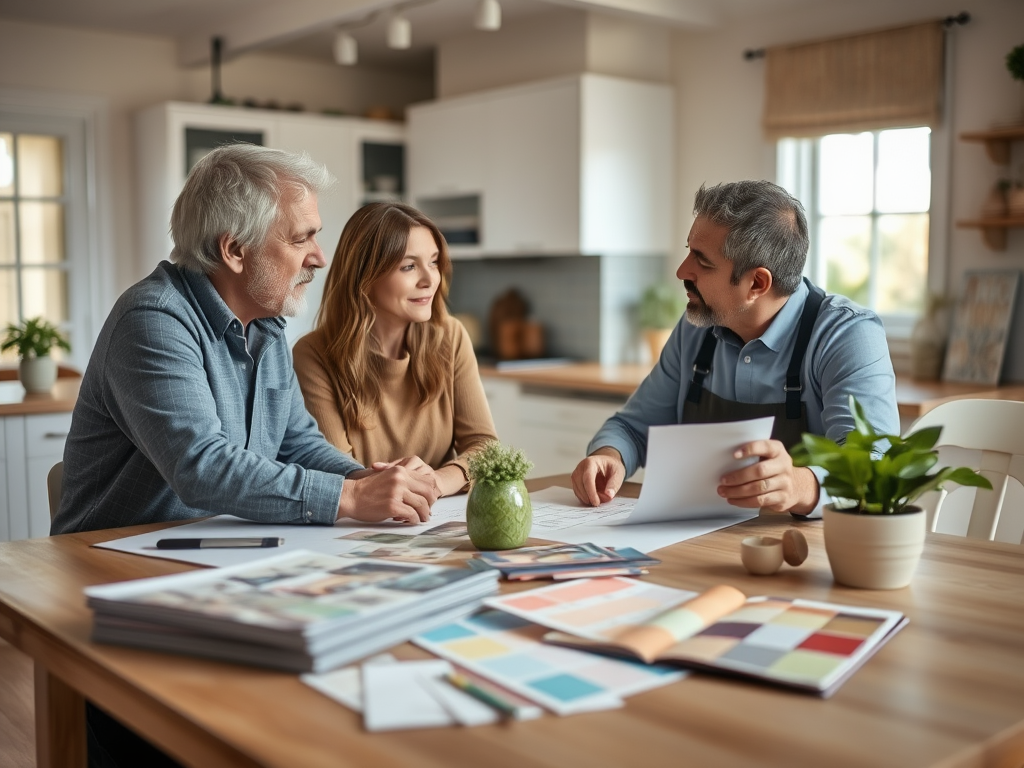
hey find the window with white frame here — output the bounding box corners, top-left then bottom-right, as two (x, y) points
(778, 127), (931, 327)
(0, 110), (93, 369)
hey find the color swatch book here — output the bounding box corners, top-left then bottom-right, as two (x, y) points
(475, 542), (660, 581)
(85, 549), (499, 673)
(413, 608), (685, 716)
(485, 577), (907, 697)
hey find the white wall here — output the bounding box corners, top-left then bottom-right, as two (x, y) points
(0, 16), (432, 305)
(671, 0), (1024, 380)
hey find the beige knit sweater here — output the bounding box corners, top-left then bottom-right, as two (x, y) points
(292, 316), (497, 487)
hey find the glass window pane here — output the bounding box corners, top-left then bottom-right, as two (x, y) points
(0, 268), (16, 338)
(21, 268), (68, 325)
(820, 216), (871, 307)
(818, 133), (873, 215)
(0, 133), (13, 196)
(876, 128), (931, 213)
(17, 134), (63, 197)
(0, 201), (14, 264)
(19, 202), (65, 264)
(877, 213), (928, 314)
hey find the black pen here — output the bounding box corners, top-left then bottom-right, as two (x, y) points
(156, 537), (284, 549)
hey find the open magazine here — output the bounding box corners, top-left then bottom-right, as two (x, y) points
(485, 578), (907, 697)
(86, 549), (499, 673)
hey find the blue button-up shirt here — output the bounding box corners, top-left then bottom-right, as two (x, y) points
(590, 280), (899, 498)
(52, 262), (361, 534)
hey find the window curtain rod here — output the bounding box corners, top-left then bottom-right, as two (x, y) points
(742, 11), (970, 60)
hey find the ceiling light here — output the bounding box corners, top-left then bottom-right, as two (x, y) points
(475, 0), (501, 31)
(333, 30), (358, 65)
(387, 13), (411, 49)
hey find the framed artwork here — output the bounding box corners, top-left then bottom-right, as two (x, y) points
(942, 270), (1021, 385)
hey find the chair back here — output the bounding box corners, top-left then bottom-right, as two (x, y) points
(906, 399), (1024, 544)
(46, 461), (63, 521)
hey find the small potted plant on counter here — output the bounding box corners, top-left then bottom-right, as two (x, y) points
(639, 283), (686, 364)
(791, 395), (991, 589)
(466, 441), (534, 551)
(1, 317), (71, 393)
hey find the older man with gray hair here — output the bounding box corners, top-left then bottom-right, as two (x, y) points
(571, 180), (898, 516)
(54, 143), (438, 536)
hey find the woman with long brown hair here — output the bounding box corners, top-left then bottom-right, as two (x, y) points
(293, 202), (496, 497)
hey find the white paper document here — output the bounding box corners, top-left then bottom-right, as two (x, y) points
(626, 417), (775, 524)
(361, 660), (499, 731)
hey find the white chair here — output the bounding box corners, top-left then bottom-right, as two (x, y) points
(46, 461), (63, 521)
(906, 399), (1024, 543)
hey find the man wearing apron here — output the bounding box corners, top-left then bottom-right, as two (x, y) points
(571, 180), (899, 516)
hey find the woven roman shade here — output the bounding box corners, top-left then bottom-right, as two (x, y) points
(762, 21), (945, 139)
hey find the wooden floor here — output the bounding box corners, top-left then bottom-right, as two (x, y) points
(0, 638), (35, 768)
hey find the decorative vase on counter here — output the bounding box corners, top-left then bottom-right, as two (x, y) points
(466, 479), (533, 550)
(19, 355), (57, 393)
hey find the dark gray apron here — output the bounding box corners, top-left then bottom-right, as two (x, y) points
(682, 278), (825, 450)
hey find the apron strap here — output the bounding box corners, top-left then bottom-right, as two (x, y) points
(785, 278), (826, 420)
(685, 328), (717, 404)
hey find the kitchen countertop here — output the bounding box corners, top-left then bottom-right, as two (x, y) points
(0, 378), (81, 417)
(479, 361), (1024, 419)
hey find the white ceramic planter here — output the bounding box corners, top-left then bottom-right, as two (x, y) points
(823, 505), (925, 589)
(19, 355), (57, 393)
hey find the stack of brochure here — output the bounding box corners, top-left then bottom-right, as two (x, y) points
(470, 542), (660, 581)
(85, 549), (499, 673)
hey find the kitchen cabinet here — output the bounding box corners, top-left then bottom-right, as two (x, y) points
(407, 74), (673, 257)
(1, 412), (71, 541)
(135, 102), (404, 343)
(956, 124), (1024, 251)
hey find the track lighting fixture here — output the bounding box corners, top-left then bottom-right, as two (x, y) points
(475, 0), (501, 31)
(387, 13), (412, 49)
(333, 30), (358, 65)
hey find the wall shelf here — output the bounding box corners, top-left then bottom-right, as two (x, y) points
(960, 124), (1024, 165)
(956, 217), (1024, 251)
(959, 124), (1024, 250)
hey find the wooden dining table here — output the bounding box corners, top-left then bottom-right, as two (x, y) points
(1, 476), (1023, 768)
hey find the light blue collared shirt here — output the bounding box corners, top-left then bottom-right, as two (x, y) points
(53, 261), (362, 534)
(589, 280), (899, 512)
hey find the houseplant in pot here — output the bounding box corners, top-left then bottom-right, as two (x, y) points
(638, 283), (686, 364)
(1, 317), (71, 393)
(791, 395), (991, 589)
(466, 441), (534, 550)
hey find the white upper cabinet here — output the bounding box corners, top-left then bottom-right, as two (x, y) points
(134, 102), (404, 344)
(407, 98), (486, 199)
(407, 74), (673, 257)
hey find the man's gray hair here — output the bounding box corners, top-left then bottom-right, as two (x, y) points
(693, 180), (809, 296)
(170, 143), (334, 274)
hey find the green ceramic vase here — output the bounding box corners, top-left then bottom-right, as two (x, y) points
(466, 479), (532, 550)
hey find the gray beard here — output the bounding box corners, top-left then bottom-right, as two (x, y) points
(685, 301), (721, 328)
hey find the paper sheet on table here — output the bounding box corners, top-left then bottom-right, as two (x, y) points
(300, 653), (395, 712)
(625, 417), (775, 524)
(525, 486), (755, 553)
(93, 494), (473, 567)
(361, 660), (499, 730)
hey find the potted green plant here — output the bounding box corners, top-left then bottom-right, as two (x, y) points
(791, 395), (992, 589)
(638, 283), (686, 363)
(1, 317), (71, 393)
(1007, 42), (1024, 122)
(466, 441), (534, 550)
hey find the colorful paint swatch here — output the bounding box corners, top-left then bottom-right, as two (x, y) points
(415, 610), (684, 715)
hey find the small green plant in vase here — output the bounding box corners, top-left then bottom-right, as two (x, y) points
(790, 395), (991, 589)
(1, 317), (71, 393)
(466, 441), (534, 550)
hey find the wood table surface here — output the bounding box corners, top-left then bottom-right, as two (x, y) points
(1, 476), (1023, 768)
